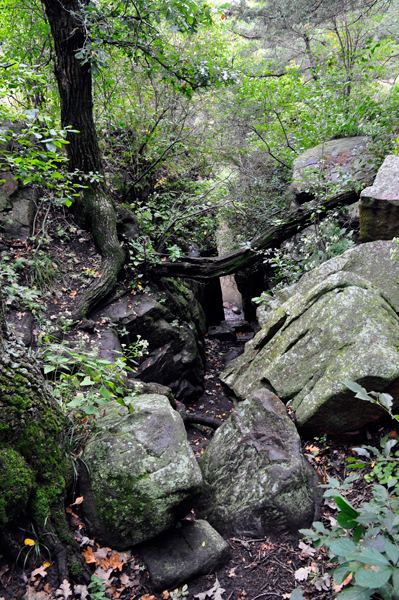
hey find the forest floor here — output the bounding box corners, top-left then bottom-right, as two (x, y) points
(0, 210), (395, 600)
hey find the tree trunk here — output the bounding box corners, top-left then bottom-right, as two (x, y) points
(0, 298), (89, 581)
(153, 189), (358, 279)
(42, 0), (124, 317)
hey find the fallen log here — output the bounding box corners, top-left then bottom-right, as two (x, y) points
(153, 189), (358, 279)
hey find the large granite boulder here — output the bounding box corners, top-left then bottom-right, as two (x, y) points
(359, 155), (399, 242)
(256, 240), (399, 328)
(222, 271), (399, 435)
(79, 395), (202, 549)
(291, 137), (375, 204)
(141, 520), (230, 590)
(93, 277), (206, 401)
(197, 388), (319, 536)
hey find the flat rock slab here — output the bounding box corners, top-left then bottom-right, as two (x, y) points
(225, 272), (399, 435)
(141, 520), (230, 591)
(79, 395), (202, 549)
(197, 388), (319, 537)
(291, 136), (375, 203)
(359, 155), (399, 241)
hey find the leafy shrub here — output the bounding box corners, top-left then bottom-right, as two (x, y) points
(40, 337), (148, 419)
(299, 479), (399, 600)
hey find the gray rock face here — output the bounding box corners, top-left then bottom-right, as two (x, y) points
(257, 240), (399, 326)
(94, 278), (206, 401)
(0, 187), (36, 241)
(141, 520), (230, 591)
(79, 395), (203, 549)
(197, 388), (319, 537)
(224, 271), (399, 435)
(291, 137), (375, 204)
(359, 155), (399, 242)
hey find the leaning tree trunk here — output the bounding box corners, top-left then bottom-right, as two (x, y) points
(153, 189), (358, 279)
(0, 295), (89, 582)
(42, 0), (124, 317)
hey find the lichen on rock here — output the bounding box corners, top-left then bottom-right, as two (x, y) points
(79, 394), (203, 549)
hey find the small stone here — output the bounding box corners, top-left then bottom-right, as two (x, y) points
(141, 520), (230, 591)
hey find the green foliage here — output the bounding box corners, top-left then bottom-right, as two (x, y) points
(16, 517), (52, 570)
(0, 250), (46, 313)
(264, 211), (355, 291)
(343, 381), (399, 494)
(300, 478), (399, 600)
(296, 383), (399, 599)
(170, 584), (189, 599)
(40, 337), (148, 419)
(87, 574), (108, 600)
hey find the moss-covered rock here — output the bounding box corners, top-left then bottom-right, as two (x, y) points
(0, 448), (35, 526)
(223, 271), (399, 435)
(197, 388), (319, 536)
(0, 338), (69, 530)
(141, 520), (230, 591)
(257, 240), (399, 328)
(93, 278), (206, 401)
(79, 394), (203, 549)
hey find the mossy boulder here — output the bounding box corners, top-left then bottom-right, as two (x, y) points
(94, 278), (206, 401)
(141, 520), (230, 591)
(257, 240), (399, 328)
(223, 271), (399, 435)
(291, 136), (375, 204)
(79, 394), (203, 549)
(197, 388), (319, 536)
(0, 338), (69, 531)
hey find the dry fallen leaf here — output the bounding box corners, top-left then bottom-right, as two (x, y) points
(305, 444), (319, 453)
(82, 546), (97, 565)
(294, 567), (311, 582)
(162, 592), (170, 599)
(56, 579), (72, 599)
(141, 595), (156, 600)
(333, 572), (353, 592)
(29, 566), (48, 582)
(72, 496), (84, 505)
(109, 552), (123, 571)
(94, 566), (113, 581)
(93, 547), (108, 562)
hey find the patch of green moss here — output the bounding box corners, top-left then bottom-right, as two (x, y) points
(0, 448), (35, 528)
(68, 560), (81, 579)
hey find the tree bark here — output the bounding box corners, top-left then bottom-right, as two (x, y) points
(42, 0), (124, 317)
(153, 189), (358, 279)
(0, 300), (89, 581)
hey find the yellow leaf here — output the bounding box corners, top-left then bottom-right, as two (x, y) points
(25, 538), (35, 546)
(202, 541), (205, 546)
(43, 562), (51, 568)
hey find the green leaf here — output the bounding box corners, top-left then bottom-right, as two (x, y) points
(333, 563), (351, 586)
(385, 541), (399, 566)
(99, 385), (111, 401)
(44, 365), (56, 374)
(80, 376), (95, 386)
(355, 565), (392, 588)
(392, 568), (399, 593)
(337, 586), (374, 600)
(290, 588), (304, 599)
(346, 547), (390, 566)
(330, 538), (357, 556)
